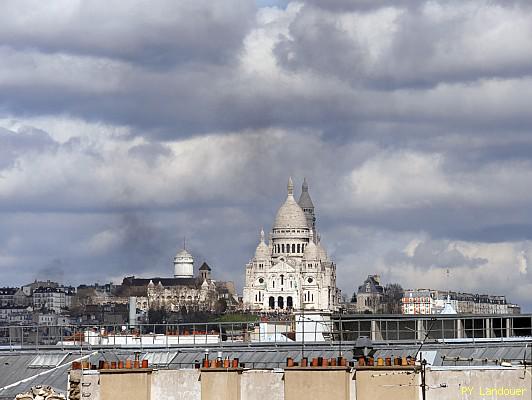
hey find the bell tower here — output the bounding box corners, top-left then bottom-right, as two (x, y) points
(298, 178), (316, 237)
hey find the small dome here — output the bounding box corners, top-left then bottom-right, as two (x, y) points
(318, 243), (327, 261)
(303, 230), (319, 260)
(273, 178), (309, 230)
(174, 247), (194, 278)
(255, 242), (269, 259)
(304, 241), (319, 261)
(175, 248), (193, 260)
(255, 229), (269, 260)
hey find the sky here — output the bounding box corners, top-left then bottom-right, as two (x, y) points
(1, 0), (532, 311)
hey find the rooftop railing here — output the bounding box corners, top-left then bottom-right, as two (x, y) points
(0, 314), (530, 351)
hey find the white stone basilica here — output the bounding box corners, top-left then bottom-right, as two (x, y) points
(243, 178), (340, 312)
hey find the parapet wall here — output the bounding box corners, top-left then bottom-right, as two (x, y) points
(69, 366), (532, 400)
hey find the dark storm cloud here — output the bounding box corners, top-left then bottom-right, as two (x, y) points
(303, 0), (532, 14)
(275, 1), (532, 89)
(325, 202), (532, 244)
(0, 1), (256, 68)
(35, 258), (66, 283)
(1, 0), (532, 139)
(302, 0), (420, 12)
(112, 214), (172, 275)
(0, 57), (361, 138)
(1, 1), (532, 309)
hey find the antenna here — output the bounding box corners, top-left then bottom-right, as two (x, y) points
(183, 236), (186, 250)
(446, 268), (451, 305)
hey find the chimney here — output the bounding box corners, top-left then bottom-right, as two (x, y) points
(129, 296), (137, 327)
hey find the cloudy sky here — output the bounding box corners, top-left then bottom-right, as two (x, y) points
(1, 0), (532, 310)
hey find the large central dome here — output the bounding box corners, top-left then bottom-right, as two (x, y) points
(273, 177), (309, 230)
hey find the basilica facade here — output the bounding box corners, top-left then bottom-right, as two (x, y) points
(243, 178), (340, 312)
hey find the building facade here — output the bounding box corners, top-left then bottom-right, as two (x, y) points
(0, 288), (16, 307)
(402, 289), (520, 315)
(31, 286), (74, 314)
(356, 275), (385, 314)
(243, 178), (340, 312)
(33, 287), (67, 313)
(122, 250), (237, 313)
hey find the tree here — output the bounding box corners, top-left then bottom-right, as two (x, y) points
(350, 291), (357, 303)
(215, 298), (228, 314)
(383, 283), (404, 314)
(148, 307), (168, 324)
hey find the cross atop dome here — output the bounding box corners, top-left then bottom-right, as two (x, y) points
(287, 176), (294, 196)
(274, 178), (308, 230)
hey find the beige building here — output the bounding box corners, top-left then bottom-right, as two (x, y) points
(122, 250), (236, 313)
(402, 289), (520, 315)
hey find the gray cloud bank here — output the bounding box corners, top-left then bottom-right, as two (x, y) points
(1, 0), (532, 310)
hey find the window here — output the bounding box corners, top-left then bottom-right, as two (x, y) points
(29, 354), (69, 368)
(307, 277), (313, 284)
(258, 278), (264, 284)
(278, 296), (284, 309)
(292, 244), (296, 253)
(297, 244), (301, 253)
(281, 244), (285, 253)
(142, 352), (178, 368)
(280, 274), (284, 285)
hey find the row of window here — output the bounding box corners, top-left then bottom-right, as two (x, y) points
(267, 296), (293, 309)
(403, 297), (432, 303)
(271, 275), (294, 290)
(274, 243), (306, 254)
(156, 295), (199, 301)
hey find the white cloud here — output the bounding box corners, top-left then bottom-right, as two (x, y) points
(1, 0), (532, 312)
(345, 151), (451, 210)
(383, 238), (532, 305)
